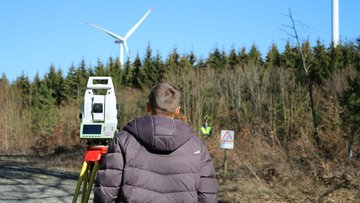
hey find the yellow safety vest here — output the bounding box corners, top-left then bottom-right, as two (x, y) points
(201, 126), (212, 135)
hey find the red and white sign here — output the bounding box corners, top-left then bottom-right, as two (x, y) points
(220, 130), (234, 149)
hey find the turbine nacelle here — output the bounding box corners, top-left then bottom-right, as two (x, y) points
(114, 40), (123, 44)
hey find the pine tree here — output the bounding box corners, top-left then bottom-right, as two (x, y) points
(179, 54), (192, 74)
(265, 43), (281, 68)
(109, 57), (122, 89)
(341, 41), (357, 69)
(75, 60), (89, 96)
(280, 41), (297, 69)
(64, 64), (78, 99)
(94, 59), (108, 76)
(142, 44), (157, 87)
(295, 40), (314, 83)
(356, 37), (360, 71)
(221, 50), (229, 68)
(131, 54), (145, 89)
(340, 75), (360, 157)
(195, 58), (206, 69)
(31, 73), (56, 136)
(207, 47), (223, 70)
(154, 51), (165, 83)
(187, 51), (196, 67)
(312, 39), (331, 84)
(329, 43), (344, 72)
(248, 44), (263, 65)
(121, 59), (132, 87)
(44, 66), (67, 106)
(228, 48), (238, 69)
(166, 48), (180, 75)
(14, 72), (31, 108)
(88, 67), (94, 77)
(237, 47), (248, 67)
(54, 69), (67, 106)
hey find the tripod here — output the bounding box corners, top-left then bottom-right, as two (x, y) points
(72, 145), (108, 203)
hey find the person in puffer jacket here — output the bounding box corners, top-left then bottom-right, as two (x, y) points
(93, 83), (218, 203)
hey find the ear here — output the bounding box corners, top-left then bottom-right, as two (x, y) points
(146, 102), (151, 113)
(174, 106), (181, 116)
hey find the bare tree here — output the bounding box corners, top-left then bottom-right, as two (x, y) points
(281, 9), (321, 148)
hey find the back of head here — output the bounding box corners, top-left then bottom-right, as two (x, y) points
(148, 83), (180, 116)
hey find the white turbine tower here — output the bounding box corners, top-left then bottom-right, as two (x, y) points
(332, 0), (339, 46)
(87, 7), (153, 66)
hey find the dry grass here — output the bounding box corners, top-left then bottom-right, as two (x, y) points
(0, 129), (359, 202)
(204, 127), (360, 203)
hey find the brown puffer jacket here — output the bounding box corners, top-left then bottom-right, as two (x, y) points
(93, 115), (218, 203)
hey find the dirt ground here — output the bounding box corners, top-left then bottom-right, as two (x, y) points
(0, 154), (87, 203)
(1, 151), (360, 203)
(0, 164), (80, 203)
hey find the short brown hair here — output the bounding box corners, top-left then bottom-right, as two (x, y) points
(148, 83), (180, 115)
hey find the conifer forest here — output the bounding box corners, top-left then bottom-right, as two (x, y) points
(1, 38), (360, 202)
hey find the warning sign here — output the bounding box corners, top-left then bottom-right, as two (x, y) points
(220, 130), (234, 149)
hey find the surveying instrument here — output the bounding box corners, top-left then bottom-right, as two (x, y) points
(72, 77), (118, 203)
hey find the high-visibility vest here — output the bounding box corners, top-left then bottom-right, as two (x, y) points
(201, 126), (212, 135)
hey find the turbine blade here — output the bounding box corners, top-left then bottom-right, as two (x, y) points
(124, 7), (153, 40)
(120, 44), (124, 65)
(124, 41), (130, 56)
(87, 22), (124, 41)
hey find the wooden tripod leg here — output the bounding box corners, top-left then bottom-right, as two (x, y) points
(82, 161), (100, 203)
(81, 162), (90, 202)
(72, 161), (88, 203)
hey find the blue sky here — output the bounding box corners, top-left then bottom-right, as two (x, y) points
(1, 1), (359, 82)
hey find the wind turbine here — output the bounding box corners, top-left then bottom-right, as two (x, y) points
(332, 0), (339, 46)
(87, 7), (153, 66)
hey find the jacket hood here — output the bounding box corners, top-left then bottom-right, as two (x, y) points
(123, 115), (193, 153)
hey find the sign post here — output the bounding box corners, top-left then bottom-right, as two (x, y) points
(220, 130), (234, 181)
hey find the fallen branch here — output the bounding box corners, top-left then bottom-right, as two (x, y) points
(318, 176), (350, 201)
(233, 154), (262, 183)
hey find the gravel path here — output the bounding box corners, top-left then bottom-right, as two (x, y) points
(0, 164), (93, 203)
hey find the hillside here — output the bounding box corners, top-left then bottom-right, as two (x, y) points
(1, 39), (360, 202)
